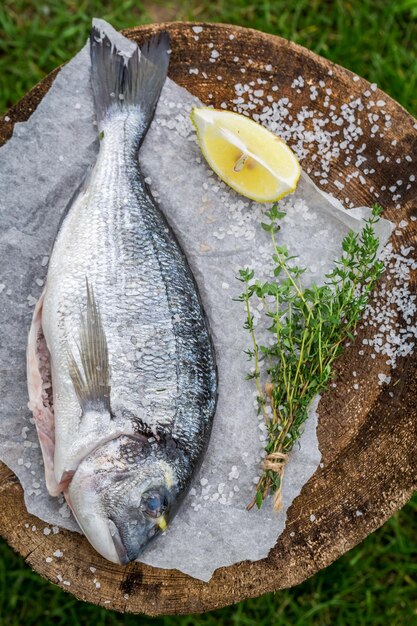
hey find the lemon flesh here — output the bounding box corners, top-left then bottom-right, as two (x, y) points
(190, 107), (301, 202)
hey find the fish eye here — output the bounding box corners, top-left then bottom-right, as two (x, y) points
(141, 491), (165, 518)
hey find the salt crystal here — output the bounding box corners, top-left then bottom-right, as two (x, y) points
(192, 26), (203, 33)
(53, 549), (63, 558)
(355, 510), (363, 517)
(309, 514), (316, 522)
(43, 527), (51, 536)
(59, 503), (71, 518)
(200, 477), (208, 486)
(377, 373), (391, 385)
(45, 557), (53, 563)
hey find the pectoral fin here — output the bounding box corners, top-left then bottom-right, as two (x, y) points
(68, 279), (111, 413)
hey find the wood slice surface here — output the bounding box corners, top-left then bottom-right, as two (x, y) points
(0, 21), (416, 616)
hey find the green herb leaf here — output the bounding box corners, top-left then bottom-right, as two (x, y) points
(239, 204), (385, 509)
(255, 489), (263, 509)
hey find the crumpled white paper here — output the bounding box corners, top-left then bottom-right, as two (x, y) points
(0, 19), (392, 581)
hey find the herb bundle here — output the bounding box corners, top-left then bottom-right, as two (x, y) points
(238, 204), (385, 510)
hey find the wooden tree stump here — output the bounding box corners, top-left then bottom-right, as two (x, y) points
(0, 22), (416, 616)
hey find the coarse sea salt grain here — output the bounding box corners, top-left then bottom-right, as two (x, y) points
(229, 77), (417, 383)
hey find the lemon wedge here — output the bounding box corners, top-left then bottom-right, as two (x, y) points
(190, 107), (301, 203)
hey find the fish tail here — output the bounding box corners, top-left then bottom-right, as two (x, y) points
(90, 23), (170, 141)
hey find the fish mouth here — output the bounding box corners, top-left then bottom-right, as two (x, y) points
(108, 519), (130, 564)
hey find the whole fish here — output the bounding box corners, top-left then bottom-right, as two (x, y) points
(27, 23), (217, 564)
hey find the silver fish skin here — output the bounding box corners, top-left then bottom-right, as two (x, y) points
(27, 24), (217, 564)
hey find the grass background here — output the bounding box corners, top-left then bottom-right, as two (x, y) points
(0, 0), (417, 623)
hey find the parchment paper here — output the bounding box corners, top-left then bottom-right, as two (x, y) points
(0, 19), (393, 581)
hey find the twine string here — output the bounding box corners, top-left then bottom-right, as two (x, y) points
(263, 451), (288, 511)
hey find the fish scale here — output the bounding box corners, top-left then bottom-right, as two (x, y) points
(27, 22), (217, 563)
(44, 111), (212, 465)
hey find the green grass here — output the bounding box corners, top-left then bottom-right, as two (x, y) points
(1, 0), (417, 116)
(0, 1), (416, 624)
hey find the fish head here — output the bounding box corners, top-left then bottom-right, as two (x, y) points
(66, 435), (183, 564)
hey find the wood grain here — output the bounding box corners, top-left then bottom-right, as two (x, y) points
(0, 22), (416, 616)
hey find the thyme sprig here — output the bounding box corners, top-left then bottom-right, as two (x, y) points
(238, 203), (384, 510)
